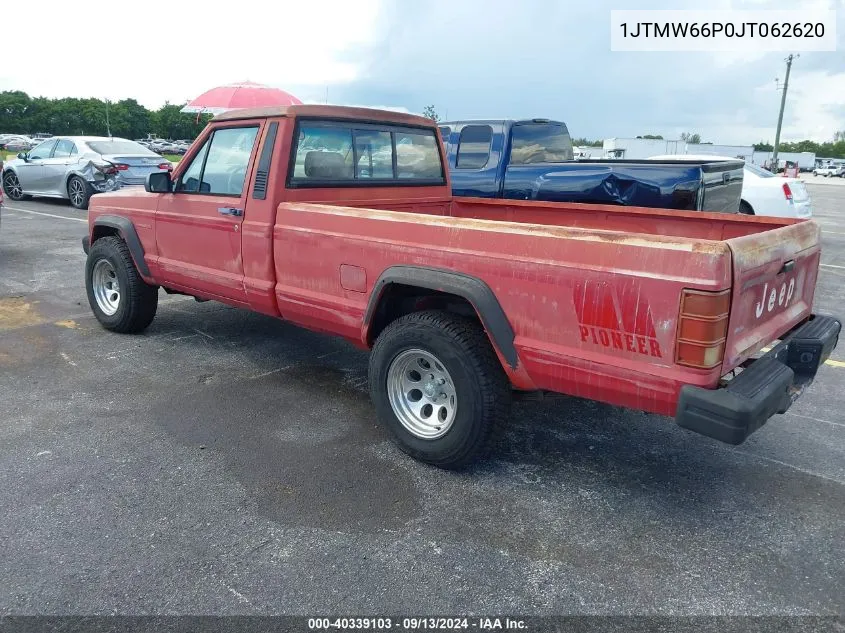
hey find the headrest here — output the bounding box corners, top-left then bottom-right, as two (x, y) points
(304, 151), (351, 179)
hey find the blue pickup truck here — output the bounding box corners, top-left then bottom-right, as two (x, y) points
(439, 119), (744, 212)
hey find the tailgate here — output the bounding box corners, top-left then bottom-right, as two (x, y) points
(699, 160), (744, 213)
(723, 220), (821, 369)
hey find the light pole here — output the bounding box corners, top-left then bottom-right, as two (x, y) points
(105, 98), (112, 137)
(772, 53), (798, 170)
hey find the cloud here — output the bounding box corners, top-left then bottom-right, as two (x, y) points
(309, 0), (845, 143)
(0, 0), (383, 107)
(1, 0), (842, 145)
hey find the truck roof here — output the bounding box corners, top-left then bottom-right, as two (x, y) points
(439, 119), (565, 127)
(213, 105), (436, 128)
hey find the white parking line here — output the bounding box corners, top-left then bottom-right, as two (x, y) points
(4, 206), (87, 223)
(820, 263), (845, 270)
(787, 412), (845, 429)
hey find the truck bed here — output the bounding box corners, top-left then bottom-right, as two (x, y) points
(447, 197), (794, 240)
(287, 193), (799, 240)
(269, 197), (819, 418)
(441, 120), (743, 212)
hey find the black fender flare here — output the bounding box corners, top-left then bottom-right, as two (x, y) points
(90, 215), (151, 277)
(364, 265), (518, 369)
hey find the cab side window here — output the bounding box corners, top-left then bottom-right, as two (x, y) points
(53, 139), (77, 158)
(455, 125), (492, 169)
(29, 139), (57, 160)
(175, 126), (259, 195)
(201, 127), (260, 195)
(176, 139), (210, 193)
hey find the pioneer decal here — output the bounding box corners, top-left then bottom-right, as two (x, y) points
(573, 280), (663, 358)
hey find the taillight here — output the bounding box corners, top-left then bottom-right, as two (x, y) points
(158, 163), (172, 171)
(95, 164), (118, 175)
(782, 182), (793, 201)
(676, 289), (731, 369)
(114, 163), (129, 171)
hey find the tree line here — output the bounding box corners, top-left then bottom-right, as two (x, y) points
(9, 93), (844, 158)
(0, 91), (212, 140)
(578, 134), (845, 158)
(753, 136), (845, 158)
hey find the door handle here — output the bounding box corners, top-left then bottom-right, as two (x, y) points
(217, 207), (243, 217)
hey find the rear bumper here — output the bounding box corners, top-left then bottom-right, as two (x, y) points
(676, 314), (841, 445)
(793, 199), (813, 218)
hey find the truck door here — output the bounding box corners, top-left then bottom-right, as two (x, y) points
(155, 122), (262, 303)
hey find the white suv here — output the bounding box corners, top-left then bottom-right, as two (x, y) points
(813, 164), (844, 177)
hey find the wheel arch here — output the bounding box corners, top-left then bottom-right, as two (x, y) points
(90, 215), (151, 277)
(363, 266), (519, 370)
(2, 165), (20, 183)
(1, 166), (27, 198)
(63, 171), (89, 199)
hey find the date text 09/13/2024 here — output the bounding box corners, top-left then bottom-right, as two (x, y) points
(308, 617), (527, 630)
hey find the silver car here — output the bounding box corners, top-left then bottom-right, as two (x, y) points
(2, 136), (172, 209)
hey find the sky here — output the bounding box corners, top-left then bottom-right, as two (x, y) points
(1, 0), (843, 145)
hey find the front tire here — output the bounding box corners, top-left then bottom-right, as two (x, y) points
(85, 236), (158, 333)
(68, 176), (92, 210)
(369, 310), (510, 469)
(2, 170), (28, 201)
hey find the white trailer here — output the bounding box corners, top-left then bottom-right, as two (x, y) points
(574, 146), (606, 159)
(686, 143), (754, 160)
(603, 138), (753, 160)
(602, 138), (683, 159)
(751, 151), (816, 171)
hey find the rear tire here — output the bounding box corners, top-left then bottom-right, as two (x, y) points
(739, 200), (754, 215)
(85, 236), (158, 333)
(68, 176), (92, 210)
(368, 310), (510, 469)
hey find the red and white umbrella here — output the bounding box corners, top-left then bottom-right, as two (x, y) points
(181, 81), (302, 115)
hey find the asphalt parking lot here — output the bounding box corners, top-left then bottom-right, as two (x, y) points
(1, 186), (844, 616)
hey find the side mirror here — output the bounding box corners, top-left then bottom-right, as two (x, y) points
(146, 171), (172, 193)
(17, 152), (28, 161)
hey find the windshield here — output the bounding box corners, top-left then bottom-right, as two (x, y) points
(86, 139), (158, 156)
(509, 123), (574, 165)
(745, 163), (775, 178)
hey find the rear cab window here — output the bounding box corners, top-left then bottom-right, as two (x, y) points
(87, 140), (157, 156)
(288, 120), (445, 186)
(508, 122), (574, 165)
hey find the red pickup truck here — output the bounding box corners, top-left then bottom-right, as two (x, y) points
(82, 105), (840, 468)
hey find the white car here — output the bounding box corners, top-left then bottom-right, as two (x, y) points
(813, 164), (844, 177)
(648, 154), (813, 219)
